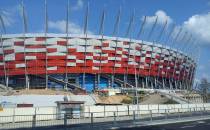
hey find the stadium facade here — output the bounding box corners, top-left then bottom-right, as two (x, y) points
(0, 33), (196, 91)
(0, 1), (198, 92)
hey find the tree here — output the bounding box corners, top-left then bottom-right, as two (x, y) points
(199, 78), (210, 103)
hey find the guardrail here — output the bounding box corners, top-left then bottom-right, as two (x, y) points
(0, 107), (210, 129)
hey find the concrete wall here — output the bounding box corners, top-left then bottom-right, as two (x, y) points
(0, 107), (57, 123)
(84, 103), (210, 117)
(0, 95), (96, 106)
(1, 103), (210, 123)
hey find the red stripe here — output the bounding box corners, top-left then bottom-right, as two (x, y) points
(14, 41), (24, 46)
(35, 37), (46, 41)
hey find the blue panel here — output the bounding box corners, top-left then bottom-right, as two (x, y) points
(46, 74), (120, 92)
(79, 74), (109, 92)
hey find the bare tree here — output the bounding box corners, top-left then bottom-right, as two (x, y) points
(199, 78), (210, 103)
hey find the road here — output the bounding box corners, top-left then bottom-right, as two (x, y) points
(11, 118), (210, 130)
(120, 119), (210, 130)
(4, 116), (210, 130)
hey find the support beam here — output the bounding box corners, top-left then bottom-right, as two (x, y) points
(161, 24), (176, 89)
(98, 9), (105, 90)
(177, 33), (192, 90)
(169, 31), (189, 90)
(188, 41), (199, 89)
(112, 8), (121, 88)
(183, 38), (195, 88)
(182, 35), (192, 88)
(64, 0), (70, 90)
(154, 19), (168, 89)
(136, 16), (147, 88)
(21, 1), (29, 89)
(164, 24), (176, 45)
(147, 16), (158, 89)
(145, 77), (148, 88)
(0, 15), (6, 34)
(82, 3), (89, 90)
(0, 38), (7, 86)
(44, 0), (48, 89)
(124, 10), (135, 89)
(157, 20), (168, 42)
(0, 17), (7, 87)
(134, 53), (139, 104)
(170, 27), (183, 89)
(6, 76), (9, 87)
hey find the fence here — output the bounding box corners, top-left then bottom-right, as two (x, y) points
(84, 103), (210, 117)
(0, 106), (210, 129)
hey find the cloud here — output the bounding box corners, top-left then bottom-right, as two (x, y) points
(145, 10), (173, 25)
(182, 13), (210, 44)
(49, 20), (93, 34)
(72, 0), (84, 11)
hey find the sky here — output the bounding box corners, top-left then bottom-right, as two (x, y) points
(0, 0), (210, 84)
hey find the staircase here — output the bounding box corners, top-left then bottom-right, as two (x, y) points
(147, 77), (190, 103)
(101, 74), (135, 88)
(0, 84), (13, 95)
(156, 89), (190, 103)
(0, 84), (7, 92)
(34, 75), (84, 91)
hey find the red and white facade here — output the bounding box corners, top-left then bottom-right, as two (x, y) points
(0, 33), (196, 90)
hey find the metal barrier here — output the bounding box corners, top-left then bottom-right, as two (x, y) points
(0, 107), (210, 129)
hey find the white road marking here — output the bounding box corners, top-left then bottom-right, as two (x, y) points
(180, 125), (196, 129)
(196, 121), (205, 124)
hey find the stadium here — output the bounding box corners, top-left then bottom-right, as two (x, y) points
(0, 1), (198, 93)
(0, 33), (196, 92)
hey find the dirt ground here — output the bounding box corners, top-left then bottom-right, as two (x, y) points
(140, 93), (169, 104)
(95, 95), (131, 104)
(3, 89), (172, 104)
(94, 93), (171, 104)
(10, 89), (73, 95)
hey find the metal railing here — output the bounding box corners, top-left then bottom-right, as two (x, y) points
(0, 107), (210, 129)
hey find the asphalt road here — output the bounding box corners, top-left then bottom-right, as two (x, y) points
(120, 119), (210, 130)
(6, 118), (210, 130)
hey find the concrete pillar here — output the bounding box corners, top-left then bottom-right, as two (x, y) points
(146, 77), (148, 88)
(82, 73), (86, 89)
(64, 74), (68, 90)
(162, 79), (165, 89)
(175, 81), (178, 90)
(169, 80), (172, 90)
(142, 81), (145, 89)
(45, 75), (48, 90)
(6, 76), (9, 87)
(27, 75), (30, 89)
(108, 77), (111, 88)
(179, 82), (182, 90)
(151, 79), (154, 89)
(124, 74), (127, 88)
(155, 78), (157, 89)
(111, 74), (114, 88)
(97, 74), (100, 90)
(94, 74), (97, 90)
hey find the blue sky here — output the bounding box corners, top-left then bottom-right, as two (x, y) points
(0, 0), (210, 83)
